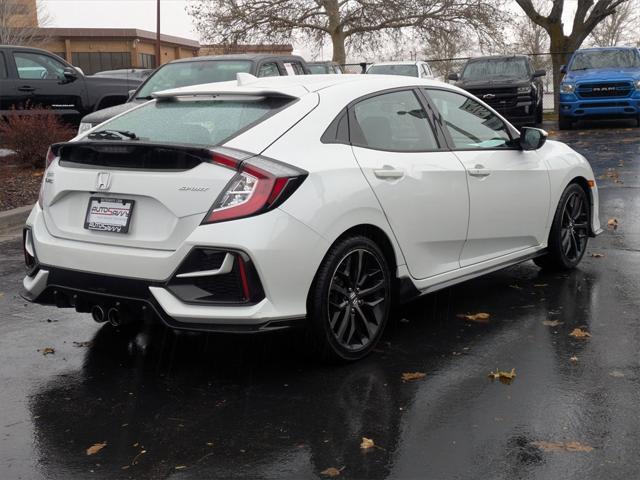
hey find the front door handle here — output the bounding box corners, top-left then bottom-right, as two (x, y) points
(18, 85), (35, 92)
(374, 166), (404, 179)
(468, 164), (491, 178)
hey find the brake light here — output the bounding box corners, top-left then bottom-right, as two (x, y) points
(46, 147), (55, 168)
(202, 149), (307, 224)
(38, 146), (57, 208)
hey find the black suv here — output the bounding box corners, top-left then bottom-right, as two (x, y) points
(78, 54), (310, 133)
(448, 55), (546, 126)
(0, 45), (141, 124)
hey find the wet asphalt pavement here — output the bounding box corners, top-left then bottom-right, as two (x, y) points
(1, 119), (639, 479)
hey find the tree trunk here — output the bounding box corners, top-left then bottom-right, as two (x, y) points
(330, 31), (346, 65)
(548, 28), (573, 113)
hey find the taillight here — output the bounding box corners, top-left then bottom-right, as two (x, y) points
(38, 146), (57, 208)
(45, 146), (56, 169)
(202, 149), (307, 224)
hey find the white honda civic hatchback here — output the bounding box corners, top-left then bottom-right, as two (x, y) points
(23, 74), (602, 361)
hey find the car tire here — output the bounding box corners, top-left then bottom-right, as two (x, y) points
(558, 116), (572, 130)
(536, 101), (543, 124)
(306, 235), (392, 362)
(534, 183), (590, 271)
(636, 115), (640, 128)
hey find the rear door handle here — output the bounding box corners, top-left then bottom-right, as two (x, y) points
(18, 86), (35, 92)
(374, 166), (404, 179)
(468, 164), (491, 178)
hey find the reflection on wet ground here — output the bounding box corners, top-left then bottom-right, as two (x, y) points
(1, 120), (639, 479)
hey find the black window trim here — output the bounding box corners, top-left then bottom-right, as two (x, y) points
(419, 86), (522, 152)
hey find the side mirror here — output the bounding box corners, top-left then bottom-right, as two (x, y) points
(447, 72), (459, 81)
(128, 89), (137, 101)
(520, 127), (547, 151)
(560, 65), (567, 74)
(533, 69), (546, 77)
(62, 66), (78, 82)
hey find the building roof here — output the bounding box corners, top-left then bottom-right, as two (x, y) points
(35, 28), (200, 49)
(200, 43), (293, 53)
(170, 53), (306, 64)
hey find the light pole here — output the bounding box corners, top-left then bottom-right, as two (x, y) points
(155, 0), (161, 68)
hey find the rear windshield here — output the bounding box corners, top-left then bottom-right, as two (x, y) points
(94, 96), (293, 146)
(135, 60), (253, 98)
(367, 64), (418, 77)
(462, 58), (529, 80)
(570, 49), (640, 71)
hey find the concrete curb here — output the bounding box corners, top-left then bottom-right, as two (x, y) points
(0, 204), (32, 238)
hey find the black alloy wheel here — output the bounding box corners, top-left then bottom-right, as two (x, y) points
(534, 183), (590, 271)
(307, 236), (391, 362)
(559, 190), (589, 262)
(328, 248), (388, 352)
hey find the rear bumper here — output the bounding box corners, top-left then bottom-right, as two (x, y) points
(23, 205), (329, 330)
(559, 93), (640, 119)
(22, 266), (303, 333)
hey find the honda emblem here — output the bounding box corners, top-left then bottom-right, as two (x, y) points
(96, 172), (111, 191)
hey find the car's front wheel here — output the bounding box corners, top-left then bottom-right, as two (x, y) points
(307, 235), (391, 362)
(536, 101), (543, 124)
(534, 183), (590, 271)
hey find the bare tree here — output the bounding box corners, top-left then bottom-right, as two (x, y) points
(515, 14), (552, 90)
(188, 0), (502, 65)
(515, 0), (633, 110)
(589, 0), (638, 46)
(423, 25), (471, 80)
(0, 0), (51, 46)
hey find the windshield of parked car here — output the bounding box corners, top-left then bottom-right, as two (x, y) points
(135, 60), (253, 99)
(569, 49), (640, 71)
(367, 64), (419, 77)
(461, 58), (529, 80)
(93, 96), (292, 146)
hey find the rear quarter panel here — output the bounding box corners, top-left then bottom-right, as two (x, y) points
(258, 89), (407, 272)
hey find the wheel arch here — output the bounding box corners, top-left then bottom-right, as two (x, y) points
(94, 95), (128, 111)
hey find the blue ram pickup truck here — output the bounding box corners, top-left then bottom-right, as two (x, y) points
(559, 46), (640, 130)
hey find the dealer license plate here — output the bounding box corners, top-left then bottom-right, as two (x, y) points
(84, 197), (134, 234)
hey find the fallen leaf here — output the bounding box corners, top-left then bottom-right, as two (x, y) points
(488, 368), (516, 384)
(86, 442), (107, 456)
(360, 437), (375, 450)
(590, 253), (605, 258)
(607, 218), (618, 230)
(320, 467), (345, 477)
(72, 341), (92, 348)
(570, 356), (579, 362)
(543, 320), (563, 327)
(0, 292), (4, 298)
(609, 370), (625, 378)
(457, 312), (490, 323)
(569, 328), (591, 339)
(40, 347), (55, 355)
(532, 440), (593, 453)
(401, 372), (426, 382)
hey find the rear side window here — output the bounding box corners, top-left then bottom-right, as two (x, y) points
(351, 90), (439, 151)
(257, 62), (280, 77)
(95, 96), (293, 146)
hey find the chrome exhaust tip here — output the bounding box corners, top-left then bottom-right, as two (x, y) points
(107, 307), (121, 327)
(91, 305), (105, 323)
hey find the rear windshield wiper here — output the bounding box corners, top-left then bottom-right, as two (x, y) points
(87, 129), (138, 141)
